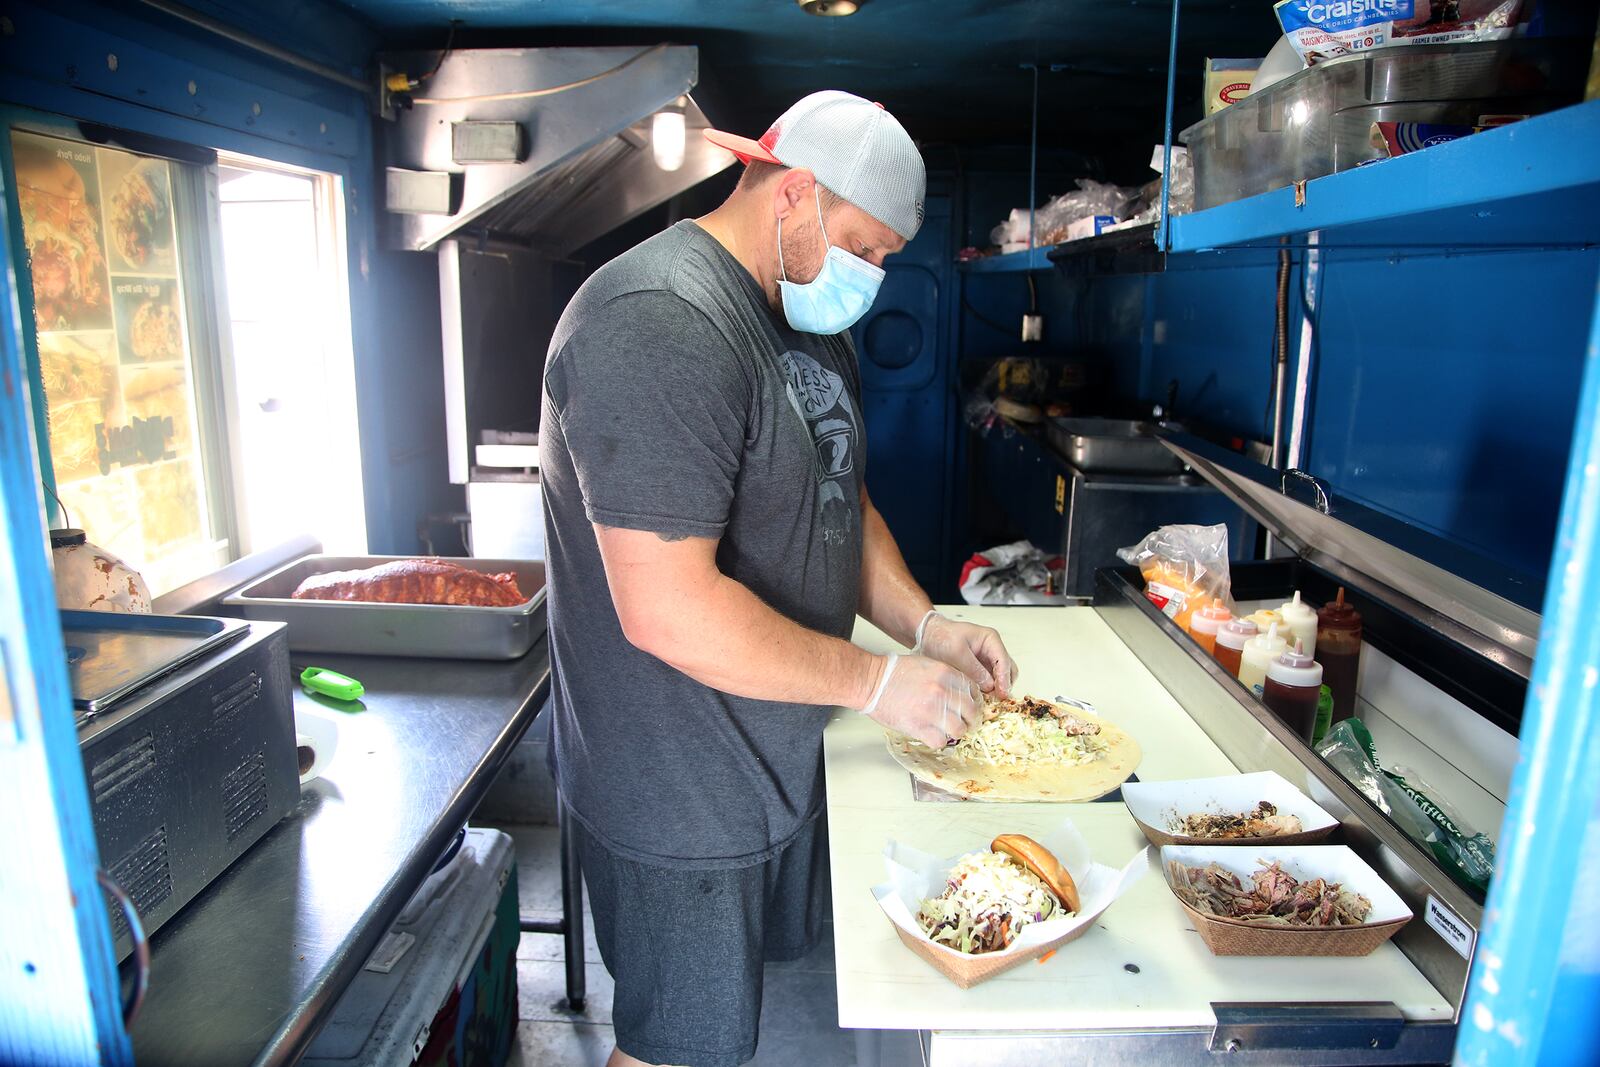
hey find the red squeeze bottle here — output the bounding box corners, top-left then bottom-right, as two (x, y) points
(1317, 587), (1364, 724)
(1263, 639), (1324, 744)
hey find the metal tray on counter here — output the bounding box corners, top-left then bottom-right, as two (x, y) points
(1045, 417), (1189, 475)
(223, 555), (547, 661)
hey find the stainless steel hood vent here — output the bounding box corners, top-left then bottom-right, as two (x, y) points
(383, 45), (735, 255)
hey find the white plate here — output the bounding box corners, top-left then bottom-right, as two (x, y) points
(1159, 844), (1414, 927)
(1122, 770), (1338, 845)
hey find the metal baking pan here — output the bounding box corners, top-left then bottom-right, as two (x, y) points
(223, 555), (547, 660)
(1046, 418), (1189, 475)
(61, 610), (250, 720)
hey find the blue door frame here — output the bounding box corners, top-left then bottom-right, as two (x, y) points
(0, 157), (131, 1063)
(1454, 278), (1600, 1066)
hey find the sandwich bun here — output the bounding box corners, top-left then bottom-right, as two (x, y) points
(991, 833), (1080, 913)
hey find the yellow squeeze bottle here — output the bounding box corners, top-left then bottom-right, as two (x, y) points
(1238, 622), (1288, 699)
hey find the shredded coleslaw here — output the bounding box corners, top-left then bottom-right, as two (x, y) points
(917, 851), (1060, 954)
(948, 710), (1108, 767)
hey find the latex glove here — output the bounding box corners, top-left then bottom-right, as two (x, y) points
(858, 653), (983, 749)
(913, 611), (1020, 697)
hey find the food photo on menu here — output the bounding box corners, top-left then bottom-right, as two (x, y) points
(11, 130), (113, 333)
(37, 333), (122, 483)
(113, 277), (185, 364)
(100, 150), (176, 275)
(120, 365), (192, 457)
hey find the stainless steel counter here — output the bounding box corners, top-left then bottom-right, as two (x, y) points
(127, 636), (550, 1065)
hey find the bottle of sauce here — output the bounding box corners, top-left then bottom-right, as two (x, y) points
(1188, 599), (1232, 656)
(1317, 587), (1364, 723)
(1238, 622), (1288, 698)
(1245, 608), (1283, 634)
(1277, 591), (1318, 659)
(1263, 640), (1324, 743)
(1312, 684), (1334, 745)
(1213, 617), (1257, 677)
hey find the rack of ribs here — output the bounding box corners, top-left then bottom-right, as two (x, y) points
(290, 559), (526, 607)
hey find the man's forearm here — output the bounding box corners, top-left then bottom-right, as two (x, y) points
(599, 529), (886, 708)
(857, 496), (934, 647)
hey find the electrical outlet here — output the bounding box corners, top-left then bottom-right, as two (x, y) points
(1021, 313), (1043, 343)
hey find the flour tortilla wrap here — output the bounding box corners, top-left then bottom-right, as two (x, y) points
(886, 702), (1141, 802)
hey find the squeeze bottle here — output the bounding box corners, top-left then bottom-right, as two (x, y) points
(1238, 622), (1288, 698)
(1263, 639), (1324, 743)
(1188, 599), (1232, 656)
(1246, 608), (1283, 633)
(1317, 587), (1364, 723)
(1213, 617), (1257, 677)
(1277, 591), (1318, 658)
(1312, 684), (1334, 744)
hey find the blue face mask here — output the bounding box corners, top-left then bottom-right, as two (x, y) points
(777, 188), (885, 335)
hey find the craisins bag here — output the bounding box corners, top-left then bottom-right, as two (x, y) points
(1274, 0), (1525, 65)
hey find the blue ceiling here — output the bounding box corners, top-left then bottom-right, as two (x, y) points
(332, 0), (1281, 159)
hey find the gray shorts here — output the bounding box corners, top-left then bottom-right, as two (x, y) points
(571, 807), (828, 1067)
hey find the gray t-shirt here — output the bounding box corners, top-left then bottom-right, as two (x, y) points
(541, 220), (865, 869)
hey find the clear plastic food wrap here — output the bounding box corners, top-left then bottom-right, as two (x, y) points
(987, 180), (1132, 249)
(1316, 718), (1496, 895)
(1116, 523), (1232, 632)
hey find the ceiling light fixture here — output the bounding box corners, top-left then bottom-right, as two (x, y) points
(798, 0), (860, 15)
(651, 100), (687, 172)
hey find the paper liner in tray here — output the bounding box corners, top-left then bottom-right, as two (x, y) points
(1160, 845), (1413, 957)
(1122, 770), (1339, 847)
(872, 819), (1147, 989)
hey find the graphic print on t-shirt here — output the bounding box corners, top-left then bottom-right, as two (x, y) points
(779, 349), (858, 546)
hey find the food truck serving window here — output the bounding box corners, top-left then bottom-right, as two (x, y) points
(11, 127), (225, 594)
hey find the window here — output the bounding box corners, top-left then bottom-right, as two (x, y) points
(9, 123), (363, 595)
(215, 156), (364, 556)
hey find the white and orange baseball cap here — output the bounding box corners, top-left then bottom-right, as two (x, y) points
(705, 90), (926, 241)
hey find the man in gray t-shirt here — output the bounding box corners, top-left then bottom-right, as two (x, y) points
(542, 92), (1018, 1067)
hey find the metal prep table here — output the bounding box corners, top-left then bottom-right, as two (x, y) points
(127, 639), (554, 1065)
(826, 606), (1460, 1066)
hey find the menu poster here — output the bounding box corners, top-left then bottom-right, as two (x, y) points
(12, 131), (113, 332)
(11, 128), (219, 594)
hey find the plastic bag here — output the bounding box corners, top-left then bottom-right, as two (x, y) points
(987, 180), (1133, 249)
(1112, 147), (1194, 230)
(958, 541), (1065, 605)
(1274, 0), (1525, 65)
(1316, 719), (1496, 895)
(1035, 180), (1132, 245)
(1116, 523), (1231, 631)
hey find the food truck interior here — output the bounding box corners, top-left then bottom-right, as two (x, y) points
(1, 2), (1598, 1066)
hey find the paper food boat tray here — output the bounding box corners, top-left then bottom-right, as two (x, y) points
(1160, 844), (1413, 957)
(886, 909), (1100, 989)
(873, 819), (1147, 989)
(1123, 770), (1339, 848)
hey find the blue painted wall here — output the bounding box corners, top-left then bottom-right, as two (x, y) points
(952, 176), (1596, 602)
(1132, 247), (1596, 595)
(850, 184), (959, 598)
